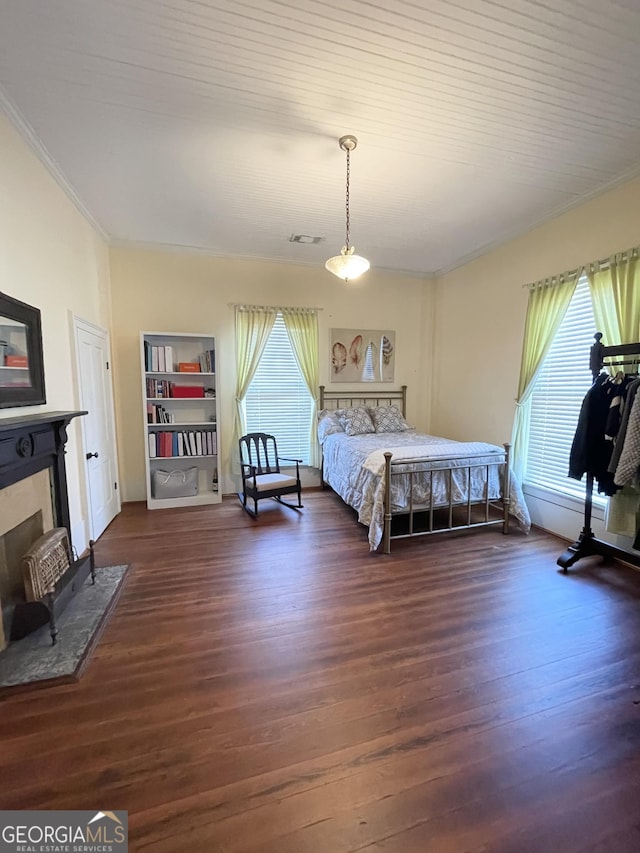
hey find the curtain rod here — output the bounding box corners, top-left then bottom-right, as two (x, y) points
(522, 244), (640, 290)
(229, 303), (323, 311)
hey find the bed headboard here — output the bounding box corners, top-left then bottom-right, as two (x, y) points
(319, 385), (407, 417)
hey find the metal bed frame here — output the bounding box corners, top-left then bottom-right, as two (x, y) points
(319, 385), (511, 553)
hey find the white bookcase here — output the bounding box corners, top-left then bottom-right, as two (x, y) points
(140, 331), (221, 509)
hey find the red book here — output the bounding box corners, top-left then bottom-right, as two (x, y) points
(178, 362), (200, 372)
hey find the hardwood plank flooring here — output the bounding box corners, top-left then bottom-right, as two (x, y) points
(2, 490), (640, 852)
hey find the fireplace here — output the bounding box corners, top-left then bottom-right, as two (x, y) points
(0, 411), (86, 649)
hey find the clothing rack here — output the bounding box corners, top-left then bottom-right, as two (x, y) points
(589, 332), (640, 380)
(557, 333), (640, 571)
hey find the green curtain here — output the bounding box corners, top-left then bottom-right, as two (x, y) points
(511, 277), (577, 481)
(233, 305), (277, 469)
(587, 250), (640, 350)
(281, 308), (320, 468)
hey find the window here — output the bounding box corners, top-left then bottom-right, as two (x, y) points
(526, 277), (599, 501)
(244, 313), (313, 463)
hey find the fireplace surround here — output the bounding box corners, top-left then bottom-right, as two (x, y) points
(0, 410), (86, 648)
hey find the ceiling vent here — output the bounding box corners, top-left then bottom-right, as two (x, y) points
(289, 234), (325, 244)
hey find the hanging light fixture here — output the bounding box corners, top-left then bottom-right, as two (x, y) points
(325, 135), (370, 283)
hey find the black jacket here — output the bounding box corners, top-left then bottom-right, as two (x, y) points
(569, 375), (620, 496)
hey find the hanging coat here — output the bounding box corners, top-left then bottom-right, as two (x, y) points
(569, 375), (620, 496)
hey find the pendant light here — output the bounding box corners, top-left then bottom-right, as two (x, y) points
(325, 135), (370, 282)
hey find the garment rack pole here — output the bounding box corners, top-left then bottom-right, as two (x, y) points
(557, 334), (640, 571)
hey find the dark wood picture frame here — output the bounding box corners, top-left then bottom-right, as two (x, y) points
(0, 291), (46, 409)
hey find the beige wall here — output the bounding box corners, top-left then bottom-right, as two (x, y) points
(0, 113), (112, 548)
(432, 175), (640, 445)
(108, 247), (434, 501)
(433, 175), (640, 546)
(5, 93), (640, 545)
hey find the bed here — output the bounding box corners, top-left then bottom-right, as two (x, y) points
(318, 386), (531, 552)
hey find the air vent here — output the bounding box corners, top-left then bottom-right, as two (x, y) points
(289, 234), (325, 244)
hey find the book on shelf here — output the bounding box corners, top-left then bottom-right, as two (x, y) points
(144, 344), (175, 373)
(198, 349), (215, 373)
(146, 378), (173, 398)
(148, 429), (217, 459)
(165, 345), (174, 372)
(178, 362), (200, 372)
(147, 403), (175, 424)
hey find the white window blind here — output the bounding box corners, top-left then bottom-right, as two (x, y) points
(244, 313), (313, 464)
(526, 277), (599, 501)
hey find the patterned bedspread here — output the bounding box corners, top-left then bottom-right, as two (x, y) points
(321, 431), (531, 550)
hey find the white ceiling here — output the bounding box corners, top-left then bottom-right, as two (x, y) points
(1, 0), (640, 276)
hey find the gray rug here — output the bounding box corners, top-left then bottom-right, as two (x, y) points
(0, 565), (129, 692)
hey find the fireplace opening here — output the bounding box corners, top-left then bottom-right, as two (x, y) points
(0, 511), (44, 606)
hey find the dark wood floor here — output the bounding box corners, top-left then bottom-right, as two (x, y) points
(2, 491), (640, 852)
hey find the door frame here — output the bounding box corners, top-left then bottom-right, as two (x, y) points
(72, 314), (121, 544)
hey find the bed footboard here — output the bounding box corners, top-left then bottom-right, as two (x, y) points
(381, 442), (512, 554)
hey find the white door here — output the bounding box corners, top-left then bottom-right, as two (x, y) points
(75, 319), (120, 541)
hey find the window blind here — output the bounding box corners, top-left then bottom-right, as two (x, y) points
(526, 277), (599, 501)
(244, 313), (313, 464)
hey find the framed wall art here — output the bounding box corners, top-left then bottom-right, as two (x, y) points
(0, 292), (46, 408)
(330, 328), (395, 383)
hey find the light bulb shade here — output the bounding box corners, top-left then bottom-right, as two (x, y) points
(325, 246), (370, 282)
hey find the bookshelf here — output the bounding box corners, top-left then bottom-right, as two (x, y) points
(140, 331), (221, 509)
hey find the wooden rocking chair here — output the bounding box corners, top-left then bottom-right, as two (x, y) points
(238, 432), (303, 518)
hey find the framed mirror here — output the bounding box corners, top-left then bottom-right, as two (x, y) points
(0, 292), (46, 409)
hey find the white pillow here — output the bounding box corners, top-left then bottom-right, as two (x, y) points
(369, 404), (411, 433)
(317, 409), (344, 442)
(337, 406), (376, 436)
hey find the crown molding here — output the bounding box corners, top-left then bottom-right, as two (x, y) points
(0, 85), (109, 242)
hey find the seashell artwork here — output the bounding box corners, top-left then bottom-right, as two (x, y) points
(332, 341), (347, 373)
(381, 334), (394, 366)
(349, 335), (363, 367)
